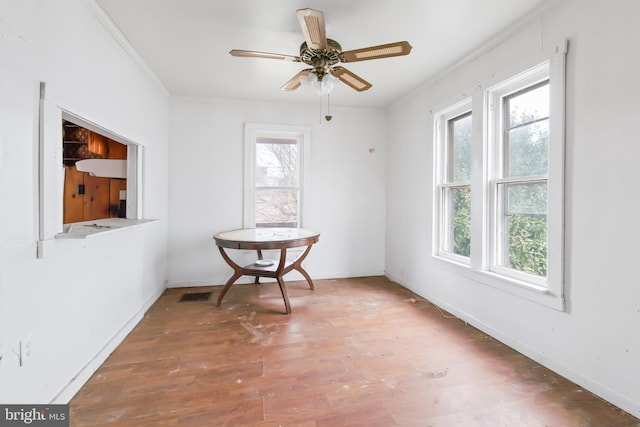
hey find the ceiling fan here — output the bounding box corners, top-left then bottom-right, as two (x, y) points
(229, 8), (412, 93)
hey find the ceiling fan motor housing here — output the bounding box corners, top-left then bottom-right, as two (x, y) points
(299, 39), (342, 79)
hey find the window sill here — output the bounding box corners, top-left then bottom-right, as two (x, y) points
(431, 255), (564, 311)
(37, 218), (159, 259)
(57, 218), (158, 239)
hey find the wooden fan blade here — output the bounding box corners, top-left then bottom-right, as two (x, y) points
(229, 49), (299, 62)
(341, 41), (412, 62)
(296, 8), (327, 50)
(331, 67), (372, 92)
(281, 69), (312, 91)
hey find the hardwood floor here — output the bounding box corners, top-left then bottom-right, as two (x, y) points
(70, 277), (639, 426)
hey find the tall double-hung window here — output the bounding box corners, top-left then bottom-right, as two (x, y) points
(433, 42), (566, 309)
(492, 79), (549, 283)
(434, 101), (472, 263)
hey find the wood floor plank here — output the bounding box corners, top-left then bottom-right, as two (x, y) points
(70, 277), (640, 426)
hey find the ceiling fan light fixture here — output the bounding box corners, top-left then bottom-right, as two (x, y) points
(301, 72), (336, 95)
(301, 72), (316, 89)
(317, 73), (336, 95)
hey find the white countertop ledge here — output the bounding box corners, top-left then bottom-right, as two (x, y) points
(57, 218), (159, 239)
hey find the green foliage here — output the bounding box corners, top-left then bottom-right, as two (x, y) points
(508, 216), (547, 276)
(453, 188), (471, 257)
(508, 124), (548, 177)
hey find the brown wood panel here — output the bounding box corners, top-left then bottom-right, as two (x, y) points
(63, 124), (130, 223)
(82, 173), (110, 221)
(107, 139), (127, 159)
(63, 165), (84, 224)
(69, 277), (640, 426)
(64, 167), (126, 222)
(87, 131), (108, 157)
(109, 179), (127, 218)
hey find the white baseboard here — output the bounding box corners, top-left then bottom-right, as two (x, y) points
(50, 285), (166, 404)
(166, 280), (209, 288)
(165, 270), (387, 289)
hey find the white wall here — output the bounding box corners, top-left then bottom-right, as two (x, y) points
(385, 0), (640, 417)
(0, 0), (169, 403)
(167, 97), (386, 287)
(4, 0), (637, 417)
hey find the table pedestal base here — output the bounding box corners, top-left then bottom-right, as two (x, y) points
(216, 245), (315, 314)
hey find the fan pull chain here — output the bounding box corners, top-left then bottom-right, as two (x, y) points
(325, 94), (333, 122)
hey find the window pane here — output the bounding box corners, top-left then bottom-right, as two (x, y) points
(506, 215), (547, 277)
(507, 120), (549, 177)
(499, 182), (547, 277)
(505, 82), (549, 178)
(255, 189), (299, 228)
(255, 138), (299, 187)
(448, 113), (472, 182)
(506, 181), (547, 215)
(443, 186), (471, 257)
(507, 83), (549, 128)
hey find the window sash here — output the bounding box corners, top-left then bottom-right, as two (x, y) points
(493, 178), (548, 283)
(502, 80), (550, 179)
(439, 183), (471, 260)
(434, 100), (473, 262)
(253, 139), (300, 227)
(244, 124), (310, 229)
(492, 78), (550, 282)
(254, 137), (300, 188)
(254, 188), (300, 228)
(446, 111), (472, 183)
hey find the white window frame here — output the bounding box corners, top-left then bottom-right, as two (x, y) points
(432, 41), (567, 310)
(488, 70), (550, 287)
(38, 83), (147, 258)
(243, 123), (310, 229)
(433, 98), (473, 265)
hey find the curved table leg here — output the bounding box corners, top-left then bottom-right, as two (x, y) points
(254, 250), (263, 284)
(216, 247), (244, 307)
(291, 244), (315, 290)
(273, 248), (291, 314)
(276, 276), (291, 314)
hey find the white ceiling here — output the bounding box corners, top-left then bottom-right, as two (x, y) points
(94, 0), (559, 108)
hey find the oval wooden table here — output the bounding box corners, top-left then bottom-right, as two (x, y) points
(213, 228), (320, 314)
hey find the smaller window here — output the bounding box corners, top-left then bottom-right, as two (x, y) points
(254, 137), (300, 228)
(434, 100), (472, 262)
(244, 124), (310, 229)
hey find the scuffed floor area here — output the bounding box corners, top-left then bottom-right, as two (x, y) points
(70, 276), (640, 426)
